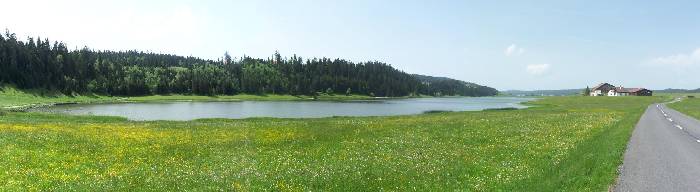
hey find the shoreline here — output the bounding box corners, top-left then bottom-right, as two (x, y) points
(15, 96), (534, 122)
(1, 90), (510, 113)
(0, 94), (402, 111)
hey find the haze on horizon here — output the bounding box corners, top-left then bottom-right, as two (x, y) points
(1, 0), (699, 91)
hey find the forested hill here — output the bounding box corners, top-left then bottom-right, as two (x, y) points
(412, 74), (498, 96)
(0, 30), (498, 97)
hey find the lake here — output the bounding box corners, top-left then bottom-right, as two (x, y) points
(32, 97), (535, 121)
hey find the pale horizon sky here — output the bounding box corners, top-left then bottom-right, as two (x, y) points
(2, 0), (700, 90)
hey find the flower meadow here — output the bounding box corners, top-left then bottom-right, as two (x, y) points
(0, 96), (662, 191)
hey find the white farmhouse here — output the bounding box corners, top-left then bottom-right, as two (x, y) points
(590, 83), (653, 96)
(590, 83), (616, 96)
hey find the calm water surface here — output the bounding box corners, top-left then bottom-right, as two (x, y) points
(34, 97), (535, 121)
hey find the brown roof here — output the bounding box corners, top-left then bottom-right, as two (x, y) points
(591, 83), (614, 91)
(615, 87), (647, 93)
(592, 83), (650, 93)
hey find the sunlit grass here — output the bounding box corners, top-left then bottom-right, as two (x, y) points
(654, 92), (700, 100)
(0, 96), (662, 190)
(0, 86), (116, 109)
(668, 97), (700, 119)
(0, 85), (376, 110)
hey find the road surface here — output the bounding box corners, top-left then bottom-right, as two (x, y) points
(615, 103), (700, 191)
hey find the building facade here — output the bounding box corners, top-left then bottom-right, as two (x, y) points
(590, 83), (616, 96)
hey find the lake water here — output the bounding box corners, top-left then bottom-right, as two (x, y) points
(33, 97), (535, 121)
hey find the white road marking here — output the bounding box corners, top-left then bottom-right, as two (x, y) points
(676, 125), (683, 130)
(696, 140), (700, 143)
(668, 118), (673, 122)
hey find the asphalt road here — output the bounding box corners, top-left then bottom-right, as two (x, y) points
(615, 103), (700, 191)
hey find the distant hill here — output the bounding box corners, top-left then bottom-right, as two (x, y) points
(412, 74), (499, 96)
(654, 88), (700, 93)
(501, 89), (582, 96)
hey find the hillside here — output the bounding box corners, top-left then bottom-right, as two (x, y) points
(412, 74), (498, 96)
(0, 30), (497, 97)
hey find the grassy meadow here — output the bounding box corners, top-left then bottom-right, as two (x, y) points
(0, 85), (375, 110)
(668, 97), (700, 119)
(0, 95), (662, 191)
(0, 86), (117, 109)
(653, 92), (700, 100)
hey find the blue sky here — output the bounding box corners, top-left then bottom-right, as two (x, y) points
(2, 0), (700, 90)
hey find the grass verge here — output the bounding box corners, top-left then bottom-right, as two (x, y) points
(667, 97), (700, 119)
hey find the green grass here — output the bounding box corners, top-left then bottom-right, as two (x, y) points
(0, 85), (376, 110)
(653, 92), (700, 100)
(668, 97), (700, 119)
(0, 86), (117, 109)
(0, 96), (662, 191)
(510, 96), (660, 191)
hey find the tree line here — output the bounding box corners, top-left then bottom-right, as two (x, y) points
(0, 30), (498, 97)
